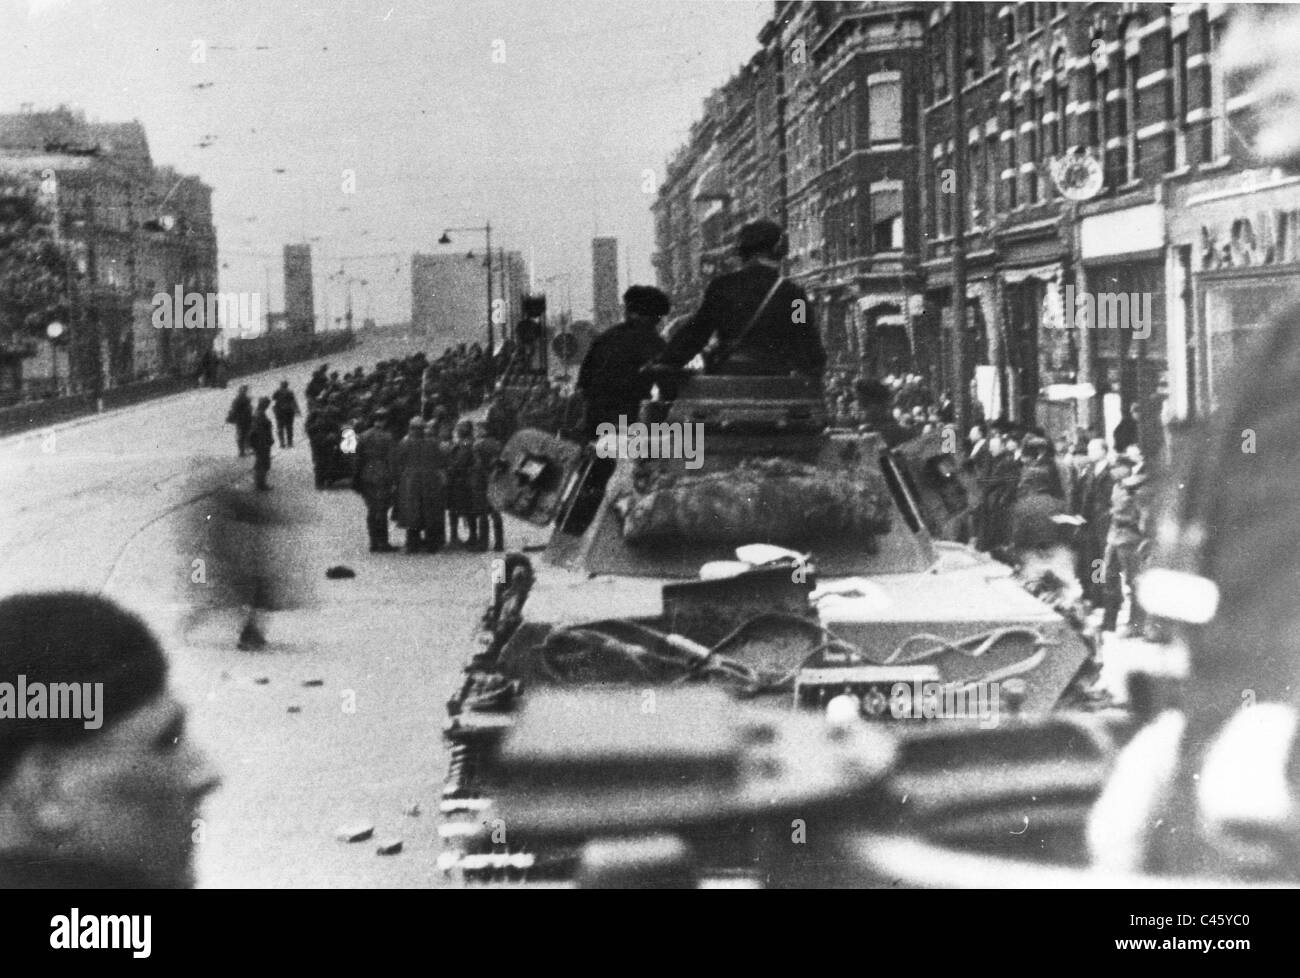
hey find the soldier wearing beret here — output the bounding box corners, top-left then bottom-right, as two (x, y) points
(576, 285), (672, 441)
(0, 592), (220, 887)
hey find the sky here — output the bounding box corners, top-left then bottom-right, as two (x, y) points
(0, 0), (771, 328)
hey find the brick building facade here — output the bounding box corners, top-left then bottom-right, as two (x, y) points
(0, 106), (217, 399)
(653, 2), (1290, 456)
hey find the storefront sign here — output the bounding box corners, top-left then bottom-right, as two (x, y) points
(1080, 204), (1163, 260)
(1199, 207), (1300, 269)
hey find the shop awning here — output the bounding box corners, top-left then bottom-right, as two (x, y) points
(1042, 382), (1096, 402)
(1001, 262), (1062, 285)
(856, 293), (906, 314)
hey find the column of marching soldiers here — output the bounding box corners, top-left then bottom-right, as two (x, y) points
(222, 343), (567, 554)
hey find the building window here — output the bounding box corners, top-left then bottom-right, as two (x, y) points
(1171, 32), (1188, 169)
(1125, 45), (1140, 181)
(1208, 16), (1227, 159)
(926, 157), (938, 239)
(936, 154), (952, 237)
(965, 4), (986, 83)
(1110, 28), (1132, 186)
(846, 91), (858, 152)
(1089, 42), (1106, 152)
(1052, 50), (1068, 152)
(1008, 72), (1020, 161)
(986, 131), (1000, 215)
(871, 180), (903, 252)
(1045, 78), (1059, 157)
(1028, 63), (1042, 202)
(868, 72), (902, 144)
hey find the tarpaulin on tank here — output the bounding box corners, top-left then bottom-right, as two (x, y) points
(611, 457), (891, 546)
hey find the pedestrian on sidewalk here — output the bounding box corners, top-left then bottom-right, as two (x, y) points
(272, 380), (300, 448)
(393, 419), (447, 553)
(354, 406), (398, 552)
(974, 430), (1019, 557)
(1100, 457), (1151, 635)
(249, 397), (274, 491)
(226, 385), (253, 457)
(1073, 437), (1113, 607)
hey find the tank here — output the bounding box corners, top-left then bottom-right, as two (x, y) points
(438, 374), (1097, 882)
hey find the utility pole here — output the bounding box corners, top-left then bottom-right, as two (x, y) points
(949, 2), (970, 432)
(498, 246), (508, 343)
(486, 220), (494, 380)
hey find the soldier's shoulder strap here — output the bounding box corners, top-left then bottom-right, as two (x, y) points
(713, 273), (787, 370)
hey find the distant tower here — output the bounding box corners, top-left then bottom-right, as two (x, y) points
(283, 244), (315, 333)
(591, 237), (619, 330)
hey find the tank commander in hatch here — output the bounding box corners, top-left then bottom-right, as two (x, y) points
(656, 219), (825, 385)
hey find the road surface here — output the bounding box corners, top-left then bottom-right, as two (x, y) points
(0, 330), (539, 887)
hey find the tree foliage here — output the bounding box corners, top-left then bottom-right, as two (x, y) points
(0, 176), (71, 352)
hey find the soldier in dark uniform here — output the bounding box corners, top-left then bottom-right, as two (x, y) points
(248, 397), (274, 491)
(354, 407), (398, 553)
(575, 285), (672, 440)
(226, 385), (253, 457)
(659, 219), (825, 382)
(271, 380), (300, 448)
(470, 423), (505, 552)
(393, 419), (447, 554)
(446, 420), (477, 547)
(854, 377), (917, 448)
(305, 364), (329, 402)
(305, 403), (340, 490)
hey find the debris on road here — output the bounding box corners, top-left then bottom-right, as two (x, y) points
(336, 823), (374, 843)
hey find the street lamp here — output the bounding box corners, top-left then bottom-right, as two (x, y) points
(540, 272), (575, 382)
(438, 222), (495, 382)
(46, 321), (65, 396)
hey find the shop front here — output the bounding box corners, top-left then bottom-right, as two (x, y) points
(820, 289), (858, 369)
(1166, 170), (1300, 421)
(921, 279), (992, 423)
(1198, 268), (1300, 412)
(855, 291), (912, 378)
(1078, 202), (1167, 453)
(1000, 263), (1064, 429)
